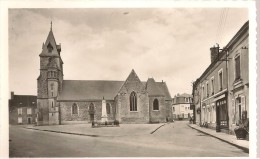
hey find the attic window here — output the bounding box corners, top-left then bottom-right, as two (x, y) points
(47, 43), (53, 53)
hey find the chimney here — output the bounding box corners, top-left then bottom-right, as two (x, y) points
(11, 91), (14, 100)
(210, 44), (219, 63)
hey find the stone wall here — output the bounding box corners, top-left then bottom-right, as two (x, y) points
(165, 100), (173, 121)
(37, 71), (48, 98)
(117, 75), (149, 123)
(149, 97), (166, 123)
(37, 99), (50, 125)
(59, 100), (116, 124)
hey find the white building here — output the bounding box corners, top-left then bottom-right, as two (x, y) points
(172, 93), (193, 120)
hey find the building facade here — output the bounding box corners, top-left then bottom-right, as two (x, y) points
(37, 27), (172, 125)
(9, 92), (37, 125)
(172, 93), (193, 120)
(192, 21), (249, 134)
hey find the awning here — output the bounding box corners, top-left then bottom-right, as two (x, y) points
(213, 94), (226, 102)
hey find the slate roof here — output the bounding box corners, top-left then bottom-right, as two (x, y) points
(39, 30), (60, 57)
(156, 82), (172, 100)
(9, 95), (37, 108)
(58, 80), (124, 101)
(178, 93), (192, 98)
(146, 78), (164, 96)
(58, 79), (172, 101)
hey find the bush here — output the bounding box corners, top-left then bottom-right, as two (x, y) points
(114, 120), (119, 126)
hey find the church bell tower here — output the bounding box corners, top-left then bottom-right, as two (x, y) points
(37, 22), (64, 125)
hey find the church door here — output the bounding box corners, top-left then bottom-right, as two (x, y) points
(27, 117), (31, 124)
(89, 103), (95, 122)
(90, 114), (94, 122)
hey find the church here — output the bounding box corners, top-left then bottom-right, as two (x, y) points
(37, 26), (173, 125)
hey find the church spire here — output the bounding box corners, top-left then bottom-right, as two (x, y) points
(39, 22), (59, 57)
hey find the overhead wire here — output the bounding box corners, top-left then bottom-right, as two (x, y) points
(216, 8), (229, 46)
(216, 8), (225, 43)
(219, 8), (229, 44)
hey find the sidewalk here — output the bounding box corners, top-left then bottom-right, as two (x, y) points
(24, 123), (165, 137)
(188, 124), (249, 153)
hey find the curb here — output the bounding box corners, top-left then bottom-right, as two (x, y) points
(24, 127), (100, 137)
(24, 124), (166, 137)
(150, 123), (166, 134)
(187, 124), (249, 153)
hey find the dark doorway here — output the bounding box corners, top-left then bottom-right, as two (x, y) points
(27, 118), (31, 124)
(216, 96), (228, 131)
(90, 114), (94, 122)
(89, 103), (95, 122)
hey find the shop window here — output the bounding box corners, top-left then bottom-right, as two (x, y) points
(235, 96), (245, 124)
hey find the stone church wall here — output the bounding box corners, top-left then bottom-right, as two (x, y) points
(117, 91), (149, 123)
(37, 71), (48, 98)
(59, 100), (116, 124)
(117, 71), (150, 124)
(165, 100), (173, 122)
(37, 99), (49, 125)
(149, 97), (167, 123)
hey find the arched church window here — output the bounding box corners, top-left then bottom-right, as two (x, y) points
(89, 103), (94, 111)
(72, 103), (78, 114)
(153, 98), (159, 110)
(130, 91), (137, 111)
(106, 103), (111, 114)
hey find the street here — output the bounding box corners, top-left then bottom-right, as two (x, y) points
(9, 121), (248, 157)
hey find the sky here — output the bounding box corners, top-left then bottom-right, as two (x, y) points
(8, 8), (248, 97)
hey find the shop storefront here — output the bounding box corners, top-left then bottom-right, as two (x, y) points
(215, 93), (228, 132)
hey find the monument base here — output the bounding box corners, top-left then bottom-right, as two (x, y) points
(101, 116), (108, 122)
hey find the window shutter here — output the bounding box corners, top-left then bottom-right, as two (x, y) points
(235, 55), (241, 79)
(242, 48), (248, 79)
(241, 96), (245, 111)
